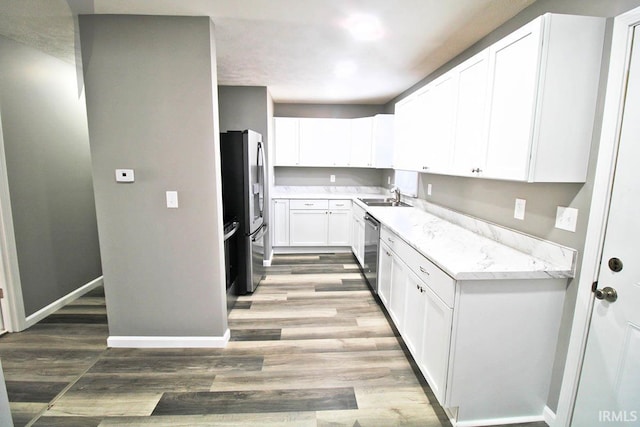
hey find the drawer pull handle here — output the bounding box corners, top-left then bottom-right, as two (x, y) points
(304, 203), (314, 206)
(335, 203), (344, 206)
(386, 251), (391, 256)
(387, 238), (394, 243)
(419, 266), (430, 275)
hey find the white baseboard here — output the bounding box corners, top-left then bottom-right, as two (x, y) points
(273, 246), (352, 254)
(107, 329), (230, 348)
(544, 406), (556, 426)
(454, 414), (545, 427)
(25, 276), (103, 328)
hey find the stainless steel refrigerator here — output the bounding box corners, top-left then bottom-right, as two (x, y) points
(220, 130), (268, 294)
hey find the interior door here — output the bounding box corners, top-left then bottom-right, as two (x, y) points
(572, 28), (640, 426)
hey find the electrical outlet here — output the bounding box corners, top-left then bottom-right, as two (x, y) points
(427, 184), (432, 196)
(330, 174), (336, 183)
(387, 176), (391, 185)
(166, 191), (179, 208)
(514, 198), (526, 220)
(556, 207), (578, 232)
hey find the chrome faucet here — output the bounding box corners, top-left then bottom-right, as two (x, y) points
(389, 186), (401, 204)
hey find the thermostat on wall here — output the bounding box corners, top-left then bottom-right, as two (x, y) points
(115, 169), (135, 183)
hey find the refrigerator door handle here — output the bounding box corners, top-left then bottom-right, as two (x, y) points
(257, 141), (267, 217)
(251, 223), (268, 242)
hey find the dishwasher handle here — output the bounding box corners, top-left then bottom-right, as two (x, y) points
(364, 215), (379, 230)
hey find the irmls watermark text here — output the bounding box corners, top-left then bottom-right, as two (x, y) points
(599, 410), (638, 423)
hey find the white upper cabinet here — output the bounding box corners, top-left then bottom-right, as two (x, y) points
(418, 73), (458, 174)
(483, 17), (542, 181)
(372, 114), (395, 168)
(395, 13), (605, 183)
(273, 117), (300, 166)
(394, 94), (421, 171)
(350, 117), (373, 167)
(481, 14), (605, 182)
(450, 51), (491, 177)
(299, 118), (351, 166)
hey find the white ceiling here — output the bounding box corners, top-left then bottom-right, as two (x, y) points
(0, 0), (536, 104)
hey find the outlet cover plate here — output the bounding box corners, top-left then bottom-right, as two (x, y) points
(514, 198), (526, 220)
(556, 207), (578, 232)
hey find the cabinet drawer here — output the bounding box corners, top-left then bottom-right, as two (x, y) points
(381, 227), (455, 308)
(329, 200), (351, 210)
(289, 199), (329, 210)
(380, 226), (400, 252)
(402, 248), (455, 308)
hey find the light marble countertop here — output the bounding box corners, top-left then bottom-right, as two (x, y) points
(363, 204), (574, 281)
(272, 186), (576, 281)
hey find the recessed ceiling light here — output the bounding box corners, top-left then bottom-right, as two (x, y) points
(334, 60), (358, 78)
(344, 13), (384, 41)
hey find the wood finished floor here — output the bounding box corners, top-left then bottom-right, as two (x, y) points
(0, 253), (548, 427)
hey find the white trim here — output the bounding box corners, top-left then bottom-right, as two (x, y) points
(25, 276), (103, 328)
(544, 405), (556, 426)
(273, 246), (352, 254)
(453, 414), (544, 427)
(554, 6), (640, 427)
(107, 329), (230, 348)
(0, 112), (25, 332)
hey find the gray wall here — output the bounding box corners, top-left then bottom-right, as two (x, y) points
(275, 103), (386, 118)
(79, 15), (227, 338)
(0, 36), (102, 317)
(275, 167), (384, 187)
(384, 0), (640, 412)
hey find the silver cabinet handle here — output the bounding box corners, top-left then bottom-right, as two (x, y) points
(387, 237), (394, 243)
(335, 203), (344, 206)
(419, 266), (430, 275)
(304, 203), (314, 206)
(386, 251), (391, 256)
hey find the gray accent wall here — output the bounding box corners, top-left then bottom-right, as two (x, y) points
(274, 103), (386, 118)
(79, 15), (227, 338)
(0, 36), (101, 318)
(384, 0), (640, 412)
(275, 167), (384, 187)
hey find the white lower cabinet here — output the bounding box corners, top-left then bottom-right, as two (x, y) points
(272, 199), (290, 246)
(378, 226), (564, 425)
(388, 253), (408, 333)
(275, 199), (352, 248)
(377, 242), (393, 306)
(351, 203), (366, 267)
(289, 210), (329, 246)
(328, 210), (350, 246)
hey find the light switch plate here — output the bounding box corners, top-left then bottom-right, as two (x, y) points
(514, 198), (526, 220)
(115, 169), (134, 183)
(166, 191), (179, 208)
(427, 184), (432, 196)
(556, 207), (578, 232)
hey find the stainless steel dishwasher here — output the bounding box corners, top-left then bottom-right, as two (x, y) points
(363, 214), (380, 294)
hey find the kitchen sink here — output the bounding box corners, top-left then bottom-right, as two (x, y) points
(358, 198), (410, 207)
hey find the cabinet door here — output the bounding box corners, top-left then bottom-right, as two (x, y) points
(418, 74), (458, 174)
(378, 242), (393, 307)
(350, 117), (373, 167)
(372, 114), (395, 168)
(451, 51), (490, 177)
(419, 284), (453, 405)
(327, 210), (351, 246)
(403, 271), (427, 359)
(394, 95), (420, 171)
(388, 254), (408, 333)
(272, 199), (290, 246)
(289, 210), (328, 246)
(485, 19), (542, 181)
(274, 118), (300, 166)
(299, 118), (351, 166)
